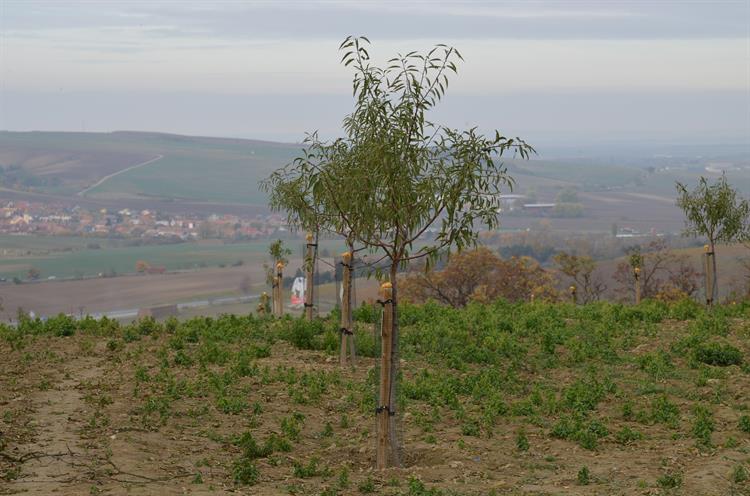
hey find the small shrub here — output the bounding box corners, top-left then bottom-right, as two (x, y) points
(694, 342), (743, 366)
(577, 466), (590, 485)
(292, 457), (327, 478)
(232, 457), (259, 485)
(516, 430), (529, 452)
(234, 432), (271, 459)
(732, 464), (748, 484)
(650, 395), (680, 426)
(691, 405), (714, 447)
(461, 420), (480, 437)
(281, 413), (304, 441)
(551, 415), (608, 450)
(622, 401), (634, 420)
(656, 471), (683, 489)
(358, 477), (376, 493)
(614, 426), (643, 445)
(353, 303), (379, 324)
(739, 415), (750, 433)
(637, 351), (674, 379)
(174, 350), (193, 367)
(216, 395), (247, 414)
(320, 422), (334, 438)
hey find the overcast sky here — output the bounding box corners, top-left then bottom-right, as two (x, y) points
(0, 0), (748, 147)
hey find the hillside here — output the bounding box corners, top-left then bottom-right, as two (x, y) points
(0, 131), (301, 206)
(1, 300), (748, 495)
(1, 131), (749, 233)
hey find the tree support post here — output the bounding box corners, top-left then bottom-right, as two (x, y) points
(634, 267), (641, 304)
(376, 282), (393, 469)
(305, 232), (316, 321)
(340, 252), (355, 367)
(274, 262), (284, 317)
(257, 292), (269, 316)
(704, 245), (715, 306)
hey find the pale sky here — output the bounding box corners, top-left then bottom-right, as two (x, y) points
(1, 0), (748, 147)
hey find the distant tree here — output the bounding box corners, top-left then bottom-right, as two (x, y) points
(556, 187), (579, 204)
(401, 248), (497, 307)
(553, 252), (606, 304)
(611, 223), (618, 237)
(676, 174), (750, 300)
(613, 239), (699, 301)
(268, 239), (291, 265)
(264, 239), (292, 286)
(401, 248), (557, 307)
(552, 203), (584, 218)
(27, 267), (40, 280)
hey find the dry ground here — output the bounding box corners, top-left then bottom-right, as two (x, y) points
(1, 307), (749, 495)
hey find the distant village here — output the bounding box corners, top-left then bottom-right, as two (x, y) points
(0, 200), (288, 241)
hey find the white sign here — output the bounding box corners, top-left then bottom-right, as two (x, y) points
(291, 276), (306, 308)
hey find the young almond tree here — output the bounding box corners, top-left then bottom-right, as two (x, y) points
(676, 173), (750, 302)
(264, 36), (533, 467)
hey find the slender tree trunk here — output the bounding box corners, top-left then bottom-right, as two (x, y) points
(340, 251), (354, 367)
(305, 233), (316, 321)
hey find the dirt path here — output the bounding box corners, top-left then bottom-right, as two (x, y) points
(77, 154), (164, 197)
(10, 356), (103, 494)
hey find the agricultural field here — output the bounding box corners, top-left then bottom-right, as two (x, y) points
(1, 300), (749, 495)
(0, 236), (345, 280)
(1, 131), (748, 234)
(0, 131), (300, 205)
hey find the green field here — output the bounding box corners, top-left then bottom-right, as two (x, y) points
(2, 131), (748, 213)
(0, 235), (343, 280)
(87, 142), (300, 204)
(1, 300), (749, 494)
(0, 131), (301, 204)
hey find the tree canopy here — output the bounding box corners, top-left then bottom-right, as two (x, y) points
(676, 174), (749, 248)
(263, 36), (534, 273)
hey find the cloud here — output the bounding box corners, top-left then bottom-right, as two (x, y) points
(4, 0), (748, 41)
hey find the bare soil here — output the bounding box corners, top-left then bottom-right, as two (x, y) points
(1, 321), (748, 495)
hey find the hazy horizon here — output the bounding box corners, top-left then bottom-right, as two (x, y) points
(1, 1), (748, 146)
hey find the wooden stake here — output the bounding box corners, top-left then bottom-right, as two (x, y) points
(704, 244), (713, 306)
(305, 232), (316, 321)
(340, 252), (354, 367)
(274, 262), (284, 317)
(257, 291), (269, 316)
(634, 267), (641, 304)
(376, 282), (393, 469)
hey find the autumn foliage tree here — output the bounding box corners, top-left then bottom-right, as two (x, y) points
(553, 252), (606, 304)
(613, 239), (699, 301)
(400, 247), (557, 307)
